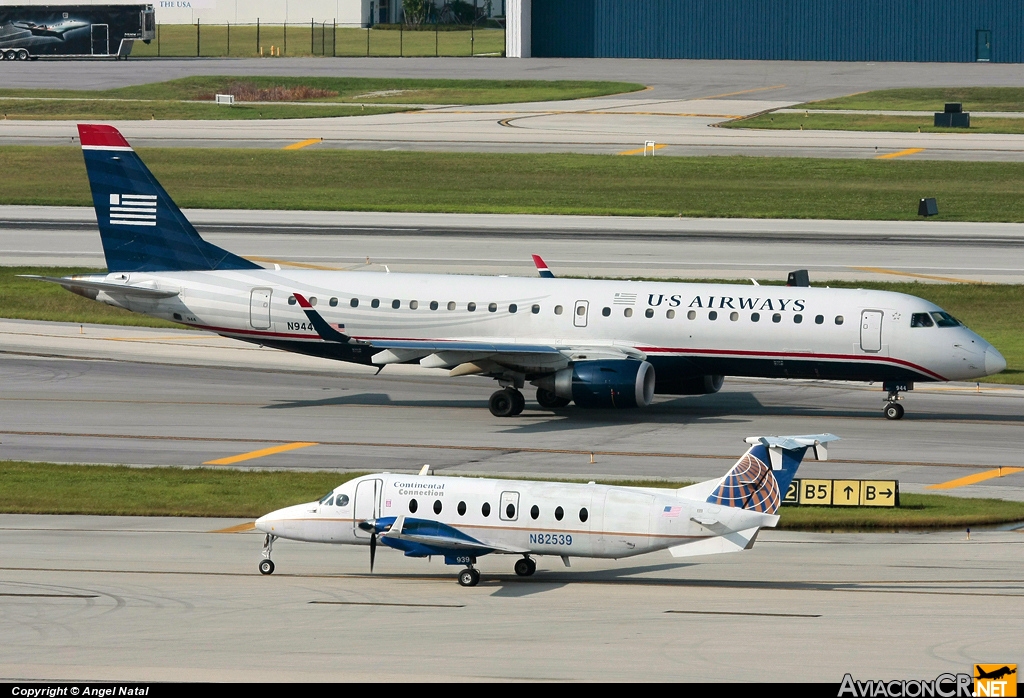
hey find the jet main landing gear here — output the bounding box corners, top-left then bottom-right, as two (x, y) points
(259, 534), (277, 575)
(489, 387), (525, 417)
(513, 556), (536, 577)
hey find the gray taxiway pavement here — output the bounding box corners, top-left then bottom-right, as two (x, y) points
(4, 59), (1024, 160)
(5, 206), (1024, 283)
(3, 320), (1024, 501)
(1, 514), (1021, 681)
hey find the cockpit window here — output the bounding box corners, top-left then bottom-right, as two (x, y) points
(319, 494), (334, 506)
(910, 313), (934, 328)
(335, 494), (349, 507)
(930, 311), (961, 327)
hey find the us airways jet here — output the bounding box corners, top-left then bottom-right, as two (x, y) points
(255, 434), (838, 586)
(28, 125), (1006, 419)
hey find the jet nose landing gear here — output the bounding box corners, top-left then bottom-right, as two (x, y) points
(882, 381), (911, 420)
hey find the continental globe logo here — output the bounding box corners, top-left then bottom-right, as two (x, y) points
(974, 665), (1017, 697)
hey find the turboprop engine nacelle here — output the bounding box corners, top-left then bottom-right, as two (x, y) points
(538, 359), (655, 408)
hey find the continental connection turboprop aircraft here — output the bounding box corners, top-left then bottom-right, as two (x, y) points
(255, 434), (838, 586)
(30, 125), (1006, 419)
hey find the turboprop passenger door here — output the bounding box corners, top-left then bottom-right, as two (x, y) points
(573, 300), (589, 328)
(250, 288), (272, 329)
(352, 478), (382, 538)
(860, 310), (883, 353)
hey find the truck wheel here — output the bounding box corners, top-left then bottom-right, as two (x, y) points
(16, 50), (29, 61)
(2, 50), (14, 61)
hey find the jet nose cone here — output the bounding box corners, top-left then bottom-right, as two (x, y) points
(985, 346), (1007, 375)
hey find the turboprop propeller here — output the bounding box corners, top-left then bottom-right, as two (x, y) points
(358, 520), (380, 572)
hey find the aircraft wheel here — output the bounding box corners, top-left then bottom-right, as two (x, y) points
(884, 403), (904, 420)
(509, 389), (525, 416)
(16, 49), (29, 61)
(488, 389), (516, 417)
(258, 559), (275, 575)
(514, 557), (536, 576)
(536, 388), (570, 409)
(458, 568), (480, 587)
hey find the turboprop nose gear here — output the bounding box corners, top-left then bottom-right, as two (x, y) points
(259, 534), (277, 575)
(883, 381), (911, 420)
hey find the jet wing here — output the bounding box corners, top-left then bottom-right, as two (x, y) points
(384, 516), (529, 554)
(20, 275), (180, 299)
(292, 292), (644, 371)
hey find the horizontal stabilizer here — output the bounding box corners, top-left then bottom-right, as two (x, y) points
(668, 527), (761, 558)
(20, 275), (180, 299)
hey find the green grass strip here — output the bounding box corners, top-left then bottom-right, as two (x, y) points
(724, 112), (1024, 135)
(1, 461), (1020, 531)
(4, 269), (1022, 383)
(0, 100), (407, 121)
(0, 75), (644, 105)
(3, 147), (1024, 221)
(798, 87), (1024, 113)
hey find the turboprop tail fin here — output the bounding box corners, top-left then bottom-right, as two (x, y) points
(701, 434), (839, 515)
(77, 124), (260, 273)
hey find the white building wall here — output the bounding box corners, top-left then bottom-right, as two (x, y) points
(505, 0), (529, 57)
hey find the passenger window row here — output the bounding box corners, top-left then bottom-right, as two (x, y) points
(407, 498), (589, 523)
(287, 294), (843, 327)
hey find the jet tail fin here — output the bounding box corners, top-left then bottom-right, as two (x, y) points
(77, 124), (260, 273)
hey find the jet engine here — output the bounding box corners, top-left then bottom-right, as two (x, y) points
(536, 359), (655, 409)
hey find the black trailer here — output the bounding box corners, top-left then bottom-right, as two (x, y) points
(0, 4), (154, 60)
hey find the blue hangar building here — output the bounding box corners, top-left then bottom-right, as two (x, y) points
(505, 0), (1021, 62)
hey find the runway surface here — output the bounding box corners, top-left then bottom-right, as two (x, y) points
(5, 206), (1024, 283)
(0, 514), (1021, 681)
(4, 59), (1024, 159)
(3, 319), (1024, 501)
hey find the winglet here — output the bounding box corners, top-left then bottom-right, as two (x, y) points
(532, 254), (555, 278)
(293, 293), (352, 343)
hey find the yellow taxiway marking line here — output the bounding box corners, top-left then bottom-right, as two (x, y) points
(850, 266), (982, 284)
(210, 522), (257, 533)
(875, 147), (925, 160)
(619, 143), (667, 156)
(698, 84), (788, 100)
(204, 442), (318, 466)
(926, 467), (1024, 490)
(246, 255), (343, 271)
(282, 137), (323, 151)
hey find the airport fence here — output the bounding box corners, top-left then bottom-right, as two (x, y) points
(130, 22), (505, 58)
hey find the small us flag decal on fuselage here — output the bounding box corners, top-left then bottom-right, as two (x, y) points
(662, 505), (681, 517)
(109, 193), (157, 226)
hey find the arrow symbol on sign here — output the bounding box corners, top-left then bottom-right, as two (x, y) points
(844, 486), (854, 497)
(881, 489), (893, 498)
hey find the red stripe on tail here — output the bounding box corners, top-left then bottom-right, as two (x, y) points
(78, 124), (132, 149)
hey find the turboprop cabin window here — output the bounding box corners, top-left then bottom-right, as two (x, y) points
(555, 506), (564, 521)
(481, 502), (491, 517)
(931, 312), (961, 327)
(409, 499), (418, 513)
(911, 313), (934, 328)
(457, 501), (466, 516)
(433, 500), (442, 514)
(531, 505), (540, 520)
(579, 507), (589, 523)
